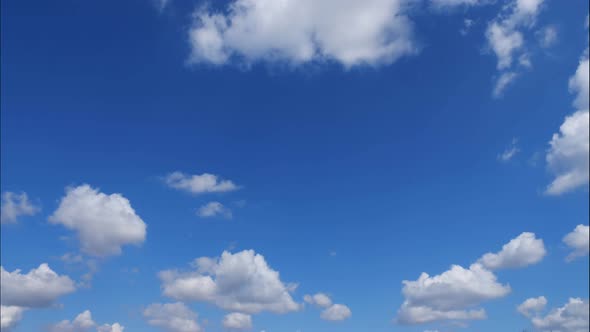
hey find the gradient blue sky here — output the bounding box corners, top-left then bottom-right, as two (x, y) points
(1, 0), (589, 331)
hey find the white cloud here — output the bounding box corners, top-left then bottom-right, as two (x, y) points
(569, 57), (589, 111)
(546, 110), (590, 195)
(563, 225), (590, 261)
(498, 138), (520, 161)
(49, 185), (147, 257)
(188, 0), (416, 68)
(223, 312), (253, 330)
(518, 296), (547, 317)
(537, 25), (557, 48)
(1, 191), (39, 224)
(0, 305), (26, 331)
(486, 0), (545, 95)
(477, 232), (546, 270)
(531, 298), (589, 332)
(320, 304), (352, 321)
(304, 293), (333, 308)
(164, 172), (239, 194)
(144, 302), (202, 332)
(1, 263), (76, 308)
(430, 0), (486, 9)
(493, 71), (518, 98)
(159, 250), (300, 314)
(197, 202), (232, 219)
(49, 310), (125, 332)
(396, 263), (510, 324)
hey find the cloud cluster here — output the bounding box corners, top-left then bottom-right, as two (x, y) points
(517, 296), (547, 317)
(187, 0), (416, 68)
(1, 191), (39, 224)
(563, 224), (590, 261)
(143, 302), (202, 332)
(48, 310), (124, 332)
(396, 232), (546, 325)
(546, 48), (589, 195)
(49, 185), (147, 257)
(0, 264), (76, 330)
(529, 298), (589, 332)
(159, 250), (300, 314)
(304, 293), (351, 321)
(485, 0), (545, 97)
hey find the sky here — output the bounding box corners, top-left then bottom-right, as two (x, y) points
(0, 0), (589, 331)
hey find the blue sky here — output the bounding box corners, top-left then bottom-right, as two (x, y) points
(1, 0), (589, 331)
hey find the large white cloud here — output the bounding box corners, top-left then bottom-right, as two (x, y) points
(48, 310), (124, 332)
(222, 312), (253, 330)
(1, 191), (39, 224)
(188, 0), (416, 68)
(49, 185), (147, 257)
(1, 263), (76, 308)
(159, 250), (300, 314)
(531, 298), (589, 332)
(396, 263), (510, 324)
(477, 232), (546, 270)
(563, 225), (590, 261)
(143, 302), (202, 332)
(164, 172), (239, 194)
(0, 305), (26, 331)
(545, 40), (589, 195)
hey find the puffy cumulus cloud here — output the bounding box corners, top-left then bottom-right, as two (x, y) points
(304, 293), (351, 321)
(49, 185), (147, 257)
(159, 250), (300, 314)
(477, 232), (546, 270)
(164, 172), (239, 194)
(304, 293), (333, 308)
(1, 191), (39, 224)
(1, 263), (76, 308)
(1, 305), (26, 331)
(545, 29), (589, 195)
(143, 302), (202, 332)
(546, 110), (590, 195)
(563, 225), (590, 262)
(486, 0), (545, 96)
(49, 310), (125, 332)
(518, 296), (547, 317)
(197, 201), (232, 219)
(396, 263), (510, 324)
(531, 298), (589, 332)
(320, 304), (352, 321)
(188, 0), (416, 68)
(222, 312), (253, 330)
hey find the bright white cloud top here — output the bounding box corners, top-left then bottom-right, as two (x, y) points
(563, 224), (590, 261)
(188, 0), (416, 67)
(304, 293), (352, 321)
(143, 302), (202, 332)
(0, 263), (76, 308)
(0, 305), (26, 331)
(159, 249), (300, 314)
(478, 232), (546, 270)
(49, 185), (147, 257)
(546, 48), (589, 195)
(397, 263), (510, 324)
(0, 191), (39, 224)
(48, 310), (124, 332)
